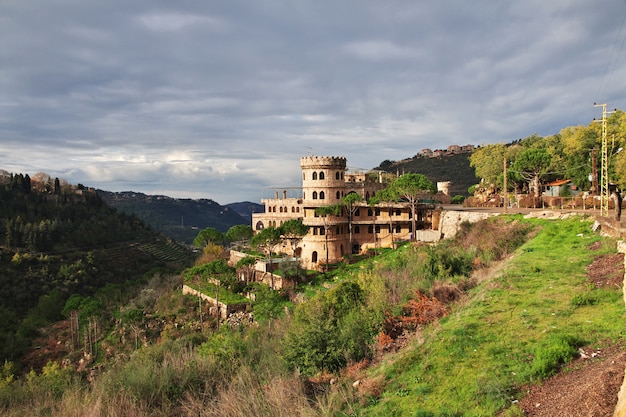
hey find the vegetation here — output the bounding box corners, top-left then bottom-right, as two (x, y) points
(0, 207), (622, 416)
(0, 173), (194, 365)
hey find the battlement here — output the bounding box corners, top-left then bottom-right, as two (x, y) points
(300, 155), (347, 169)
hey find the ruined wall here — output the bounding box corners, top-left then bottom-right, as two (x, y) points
(438, 210), (499, 239)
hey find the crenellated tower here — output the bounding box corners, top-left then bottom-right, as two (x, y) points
(300, 156), (347, 205)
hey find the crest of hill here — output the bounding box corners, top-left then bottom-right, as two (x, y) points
(375, 152), (477, 196)
(97, 190), (256, 244)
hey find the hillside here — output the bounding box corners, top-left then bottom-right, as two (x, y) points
(97, 190), (252, 244)
(2, 212), (623, 416)
(375, 152), (477, 196)
(0, 174), (195, 365)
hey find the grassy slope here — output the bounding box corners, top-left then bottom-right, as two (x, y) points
(362, 216), (625, 416)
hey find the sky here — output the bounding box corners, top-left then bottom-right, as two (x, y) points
(2, 1), (626, 204)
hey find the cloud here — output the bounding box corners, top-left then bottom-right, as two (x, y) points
(1, 0), (626, 204)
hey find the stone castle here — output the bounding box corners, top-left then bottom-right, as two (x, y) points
(251, 156), (448, 270)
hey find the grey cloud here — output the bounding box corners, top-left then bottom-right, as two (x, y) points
(1, 0), (626, 204)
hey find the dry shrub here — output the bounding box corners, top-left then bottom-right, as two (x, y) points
(401, 292), (448, 329)
(377, 332), (394, 352)
(356, 375), (385, 402)
(343, 359), (370, 381)
(431, 282), (461, 304)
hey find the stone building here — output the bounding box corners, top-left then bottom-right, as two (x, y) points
(252, 156), (441, 270)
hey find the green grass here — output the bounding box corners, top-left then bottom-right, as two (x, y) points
(360, 216), (626, 416)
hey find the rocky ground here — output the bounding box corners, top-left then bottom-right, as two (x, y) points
(517, 250), (626, 417)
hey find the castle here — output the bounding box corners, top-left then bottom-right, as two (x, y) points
(251, 156), (446, 270)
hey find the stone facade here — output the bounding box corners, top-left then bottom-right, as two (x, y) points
(252, 155), (439, 270)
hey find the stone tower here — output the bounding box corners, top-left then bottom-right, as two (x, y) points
(300, 156), (347, 205)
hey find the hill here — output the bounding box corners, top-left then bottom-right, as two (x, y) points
(0, 174), (195, 365)
(97, 190), (251, 244)
(225, 201), (264, 224)
(375, 152), (477, 196)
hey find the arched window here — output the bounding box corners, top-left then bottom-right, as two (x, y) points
(255, 221), (264, 230)
(312, 172), (318, 180)
(279, 207), (283, 213)
(319, 171), (325, 180)
(336, 171), (340, 180)
(336, 191), (341, 199)
(312, 251), (318, 263)
(395, 225), (401, 233)
(291, 207), (295, 212)
(312, 191), (318, 199)
(319, 191), (325, 200)
(296, 207), (300, 212)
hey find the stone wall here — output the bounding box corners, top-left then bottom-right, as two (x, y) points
(613, 241), (626, 417)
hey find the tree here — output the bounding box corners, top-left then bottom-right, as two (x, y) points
(469, 143), (507, 186)
(251, 226), (282, 261)
(193, 227), (225, 248)
(314, 204), (342, 270)
(236, 256), (257, 285)
(341, 192), (363, 254)
(512, 148), (552, 201)
(279, 219), (309, 256)
(225, 224), (253, 246)
(385, 173), (435, 241)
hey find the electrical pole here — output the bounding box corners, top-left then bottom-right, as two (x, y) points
(594, 103), (615, 216)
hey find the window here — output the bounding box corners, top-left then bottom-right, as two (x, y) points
(336, 171), (340, 180)
(368, 208), (373, 216)
(395, 225), (401, 233)
(336, 226), (340, 234)
(313, 191), (318, 199)
(312, 251), (318, 262)
(375, 208), (380, 216)
(375, 225), (381, 233)
(319, 171), (325, 180)
(319, 191), (325, 200)
(303, 173), (306, 180)
(336, 191), (340, 199)
(312, 172), (318, 180)
(354, 225), (360, 234)
(320, 227), (325, 235)
(368, 225), (373, 233)
(355, 208), (360, 216)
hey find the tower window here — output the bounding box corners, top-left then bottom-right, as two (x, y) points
(312, 191), (318, 199)
(312, 172), (318, 180)
(335, 171), (340, 180)
(320, 191), (325, 200)
(319, 171), (325, 180)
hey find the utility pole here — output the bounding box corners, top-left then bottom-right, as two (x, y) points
(594, 103), (615, 216)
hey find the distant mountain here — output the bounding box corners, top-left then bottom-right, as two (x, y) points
(97, 190), (249, 244)
(225, 201), (265, 224)
(374, 152), (477, 196)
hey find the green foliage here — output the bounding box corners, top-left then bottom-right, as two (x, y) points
(530, 333), (583, 379)
(450, 195), (465, 204)
(193, 227), (225, 247)
(251, 226), (282, 258)
(283, 281), (373, 375)
(252, 284), (289, 323)
(225, 224), (253, 244)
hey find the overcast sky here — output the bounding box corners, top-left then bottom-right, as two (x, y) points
(2, 1), (626, 204)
